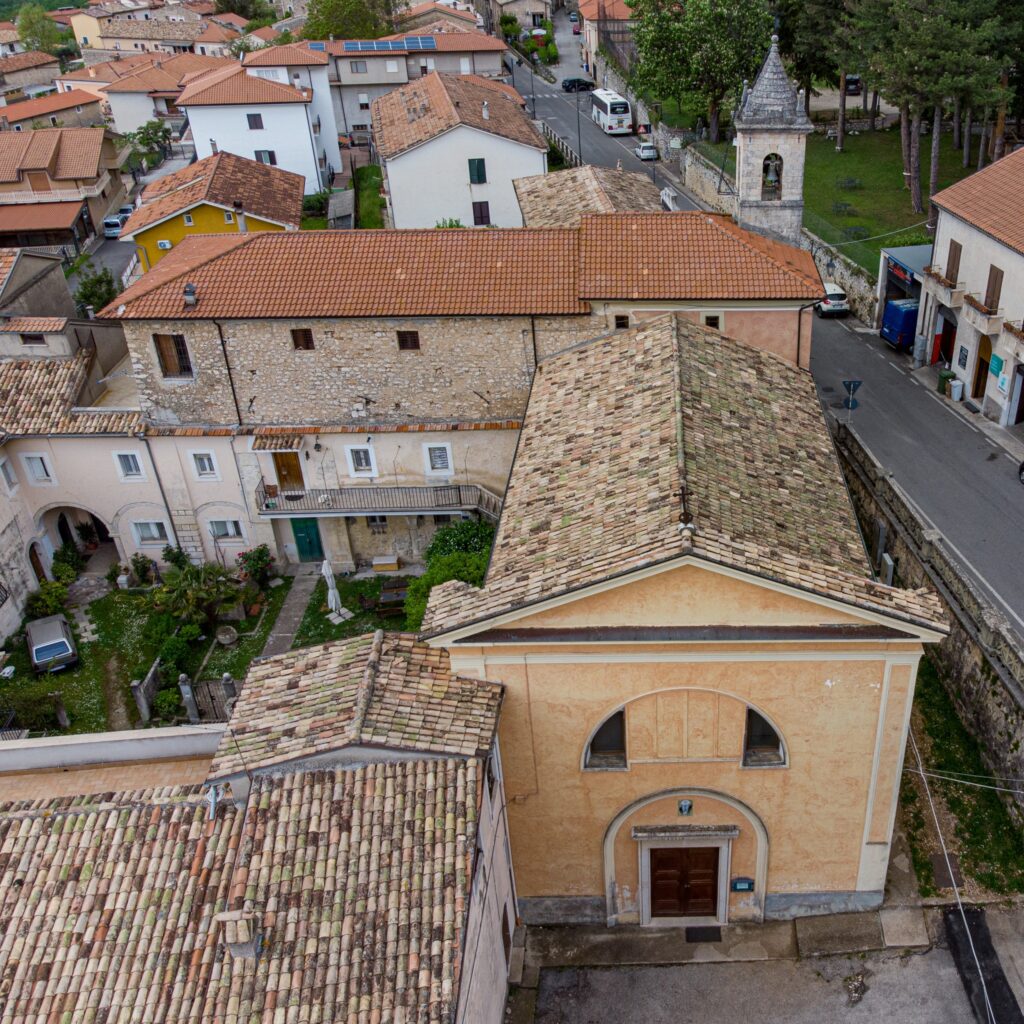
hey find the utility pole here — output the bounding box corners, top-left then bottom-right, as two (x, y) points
(531, 53), (538, 118)
(575, 86), (584, 165)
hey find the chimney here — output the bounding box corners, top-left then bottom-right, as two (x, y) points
(233, 199), (246, 232)
(183, 282), (197, 307)
(209, 138), (217, 154)
(481, 100), (488, 120)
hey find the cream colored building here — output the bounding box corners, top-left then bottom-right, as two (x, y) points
(424, 314), (946, 925)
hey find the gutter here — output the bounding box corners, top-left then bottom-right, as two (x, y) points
(213, 320), (243, 424)
(141, 431), (179, 547)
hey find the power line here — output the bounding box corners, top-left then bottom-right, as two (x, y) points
(905, 766), (1024, 797)
(829, 219), (930, 248)
(908, 728), (997, 1024)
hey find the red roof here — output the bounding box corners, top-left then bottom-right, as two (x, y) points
(0, 89), (101, 124)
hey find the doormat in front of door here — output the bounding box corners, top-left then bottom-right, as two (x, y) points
(685, 926), (722, 943)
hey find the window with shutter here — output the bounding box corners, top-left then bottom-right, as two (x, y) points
(945, 239), (961, 283)
(984, 265), (1003, 312)
(153, 333), (192, 377)
(397, 330), (420, 350)
(468, 158), (486, 184)
(291, 328), (315, 350)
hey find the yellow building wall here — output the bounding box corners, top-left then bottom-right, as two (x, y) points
(135, 205), (286, 267)
(444, 564), (926, 925)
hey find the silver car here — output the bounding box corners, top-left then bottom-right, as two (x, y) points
(26, 614), (78, 673)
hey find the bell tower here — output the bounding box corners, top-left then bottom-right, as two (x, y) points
(733, 35), (812, 244)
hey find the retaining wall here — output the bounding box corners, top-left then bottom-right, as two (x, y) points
(832, 420), (1024, 825)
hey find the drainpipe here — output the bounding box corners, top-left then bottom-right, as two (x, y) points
(529, 315), (538, 367)
(795, 297), (822, 371)
(141, 432), (179, 547)
(213, 320), (243, 425)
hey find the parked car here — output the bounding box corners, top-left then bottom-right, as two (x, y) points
(117, 204), (135, 218)
(634, 141), (658, 161)
(561, 77), (594, 92)
(26, 614), (78, 674)
(103, 212), (130, 239)
(573, 21), (580, 33)
(879, 298), (919, 350)
(815, 282), (849, 317)
(845, 74), (862, 96)
(568, 10), (578, 20)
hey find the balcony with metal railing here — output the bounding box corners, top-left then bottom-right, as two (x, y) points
(255, 479), (503, 520)
(0, 170), (113, 205)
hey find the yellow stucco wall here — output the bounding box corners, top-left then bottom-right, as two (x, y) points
(446, 563), (925, 924)
(134, 204), (286, 268)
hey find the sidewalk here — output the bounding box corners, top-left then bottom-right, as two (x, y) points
(914, 363), (1024, 463)
(259, 565), (317, 658)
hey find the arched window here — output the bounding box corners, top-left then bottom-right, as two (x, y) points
(743, 708), (785, 766)
(761, 153), (783, 200)
(586, 709), (626, 769)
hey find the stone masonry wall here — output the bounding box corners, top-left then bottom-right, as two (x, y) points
(122, 315), (595, 427)
(681, 146), (735, 216)
(833, 420), (1024, 826)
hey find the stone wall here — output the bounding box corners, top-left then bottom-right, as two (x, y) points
(122, 315), (595, 427)
(680, 145), (735, 215)
(832, 420), (1024, 825)
(800, 229), (878, 321)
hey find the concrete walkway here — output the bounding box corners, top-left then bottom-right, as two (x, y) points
(259, 568), (317, 658)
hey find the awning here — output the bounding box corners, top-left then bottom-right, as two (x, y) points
(252, 433), (303, 451)
(0, 200), (84, 232)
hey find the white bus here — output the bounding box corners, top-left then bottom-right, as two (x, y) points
(591, 89), (632, 134)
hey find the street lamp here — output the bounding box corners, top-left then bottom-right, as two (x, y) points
(575, 85), (584, 165)
(530, 52), (538, 118)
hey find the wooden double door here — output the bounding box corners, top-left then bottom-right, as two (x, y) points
(650, 846), (719, 918)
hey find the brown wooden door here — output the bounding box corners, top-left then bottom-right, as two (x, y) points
(26, 171), (51, 192)
(29, 543), (46, 584)
(273, 451), (304, 491)
(650, 847), (719, 918)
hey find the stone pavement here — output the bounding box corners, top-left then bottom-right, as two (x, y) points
(259, 569), (317, 658)
(65, 575), (111, 643)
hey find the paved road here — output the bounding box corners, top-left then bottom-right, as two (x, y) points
(811, 314), (1024, 636)
(68, 240), (136, 296)
(506, 14), (695, 204)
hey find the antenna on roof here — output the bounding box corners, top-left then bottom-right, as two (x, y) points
(183, 282), (197, 307)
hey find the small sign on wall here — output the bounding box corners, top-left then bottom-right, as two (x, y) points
(990, 353), (1004, 377)
(958, 346), (969, 370)
(731, 877), (755, 893)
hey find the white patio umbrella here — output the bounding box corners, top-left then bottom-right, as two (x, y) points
(321, 558), (342, 614)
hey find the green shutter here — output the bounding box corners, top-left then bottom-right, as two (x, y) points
(468, 158), (486, 184)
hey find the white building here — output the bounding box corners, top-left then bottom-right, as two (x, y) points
(921, 147), (1024, 428)
(176, 63), (330, 194)
(372, 72), (545, 228)
(241, 42), (341, 182)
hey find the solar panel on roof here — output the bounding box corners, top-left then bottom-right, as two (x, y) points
(404, 35), (437, 49)
(307, 40), (325, 50)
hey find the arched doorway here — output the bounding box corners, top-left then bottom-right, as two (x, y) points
(29, 543), (46, 584)
(57, 513), (75, 549)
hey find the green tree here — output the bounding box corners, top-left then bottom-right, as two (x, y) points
(215, 0), (275, 20)
(16, 3), (63, 54)
(403, 550), (490, 630)
(303, 0), (389, 40)
(774, 0), (841, 118)
(73, 263), (119, 315)
(424, 518), (494, 561)
(128, 119), (172, 154)
(631, 0), (773, 141)
(152, 564), (237, 627)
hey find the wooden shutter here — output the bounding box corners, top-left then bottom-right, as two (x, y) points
(984, 265), (1003, 311)
(945, 239), (961, 283)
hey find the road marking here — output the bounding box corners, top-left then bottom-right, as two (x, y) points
(887, 360), (904, 373)
(1006, 453), (1019, 462)
(898, 488), (1024, 637)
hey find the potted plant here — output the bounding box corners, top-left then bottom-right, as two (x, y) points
(75, 521), (98, 550)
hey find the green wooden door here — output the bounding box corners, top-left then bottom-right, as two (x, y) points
(291, 518), (324, 562)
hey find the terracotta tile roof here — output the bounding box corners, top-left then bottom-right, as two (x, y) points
(209, 10), (247, 27)
(0, 89), (101, 124)
(398, 1), (478, 23)
(577, 0), (634, 17)
(322, 31), (504, 54)
(515, 165), (663, 226)
(205, 760), (479, 1024)
(0, 247), (17, 287)
(931, 148), (1024, 256)
(0, 349), (141, 436)
(194, 20), (240, 42)
(177, 63), (311, 105)
(247, 24), (281, 42)
(0, 760), (481, 1024)
(0, 785), (246, 1024)
(0, 126), (107, 182)
(0, 27), (18, 43)
(423, 314), (947, 636)
(61, 51), (228, 84)
(207, 630), (503, 780)
(102, 55), (234, 93)
(122, 150), (303, 237)
(373, 72), (543, 160)
(0, 50), (58, 74)
(0, 200), (84, 231)
(243, 40), (328, 65)
(250, 431), (302, 449)
(578, 211), (822, 300)
(99, 16), (215, 40)
(102, 228), (586, 318)
(0, 316), (68, 331)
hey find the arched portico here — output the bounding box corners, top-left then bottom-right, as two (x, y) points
(35, 504), (120, 574)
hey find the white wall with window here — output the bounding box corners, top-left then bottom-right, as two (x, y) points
(113, 450), (146, 482)
(20, 453), (56, 487)
(382, 124), (545, 229)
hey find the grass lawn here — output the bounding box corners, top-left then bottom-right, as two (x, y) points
(184, 575), (294, 681)
(900, 658), (1024, 896)
(695, 128), (975, 277)
(300, 216), (328, 230)
(0, 592), (160, 734)
(354, 165), (385, 229)
(293, 575), (411, 649)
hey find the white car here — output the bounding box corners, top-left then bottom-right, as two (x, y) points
(815, 282), (849, 317)
(634, 141), (658, 161)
